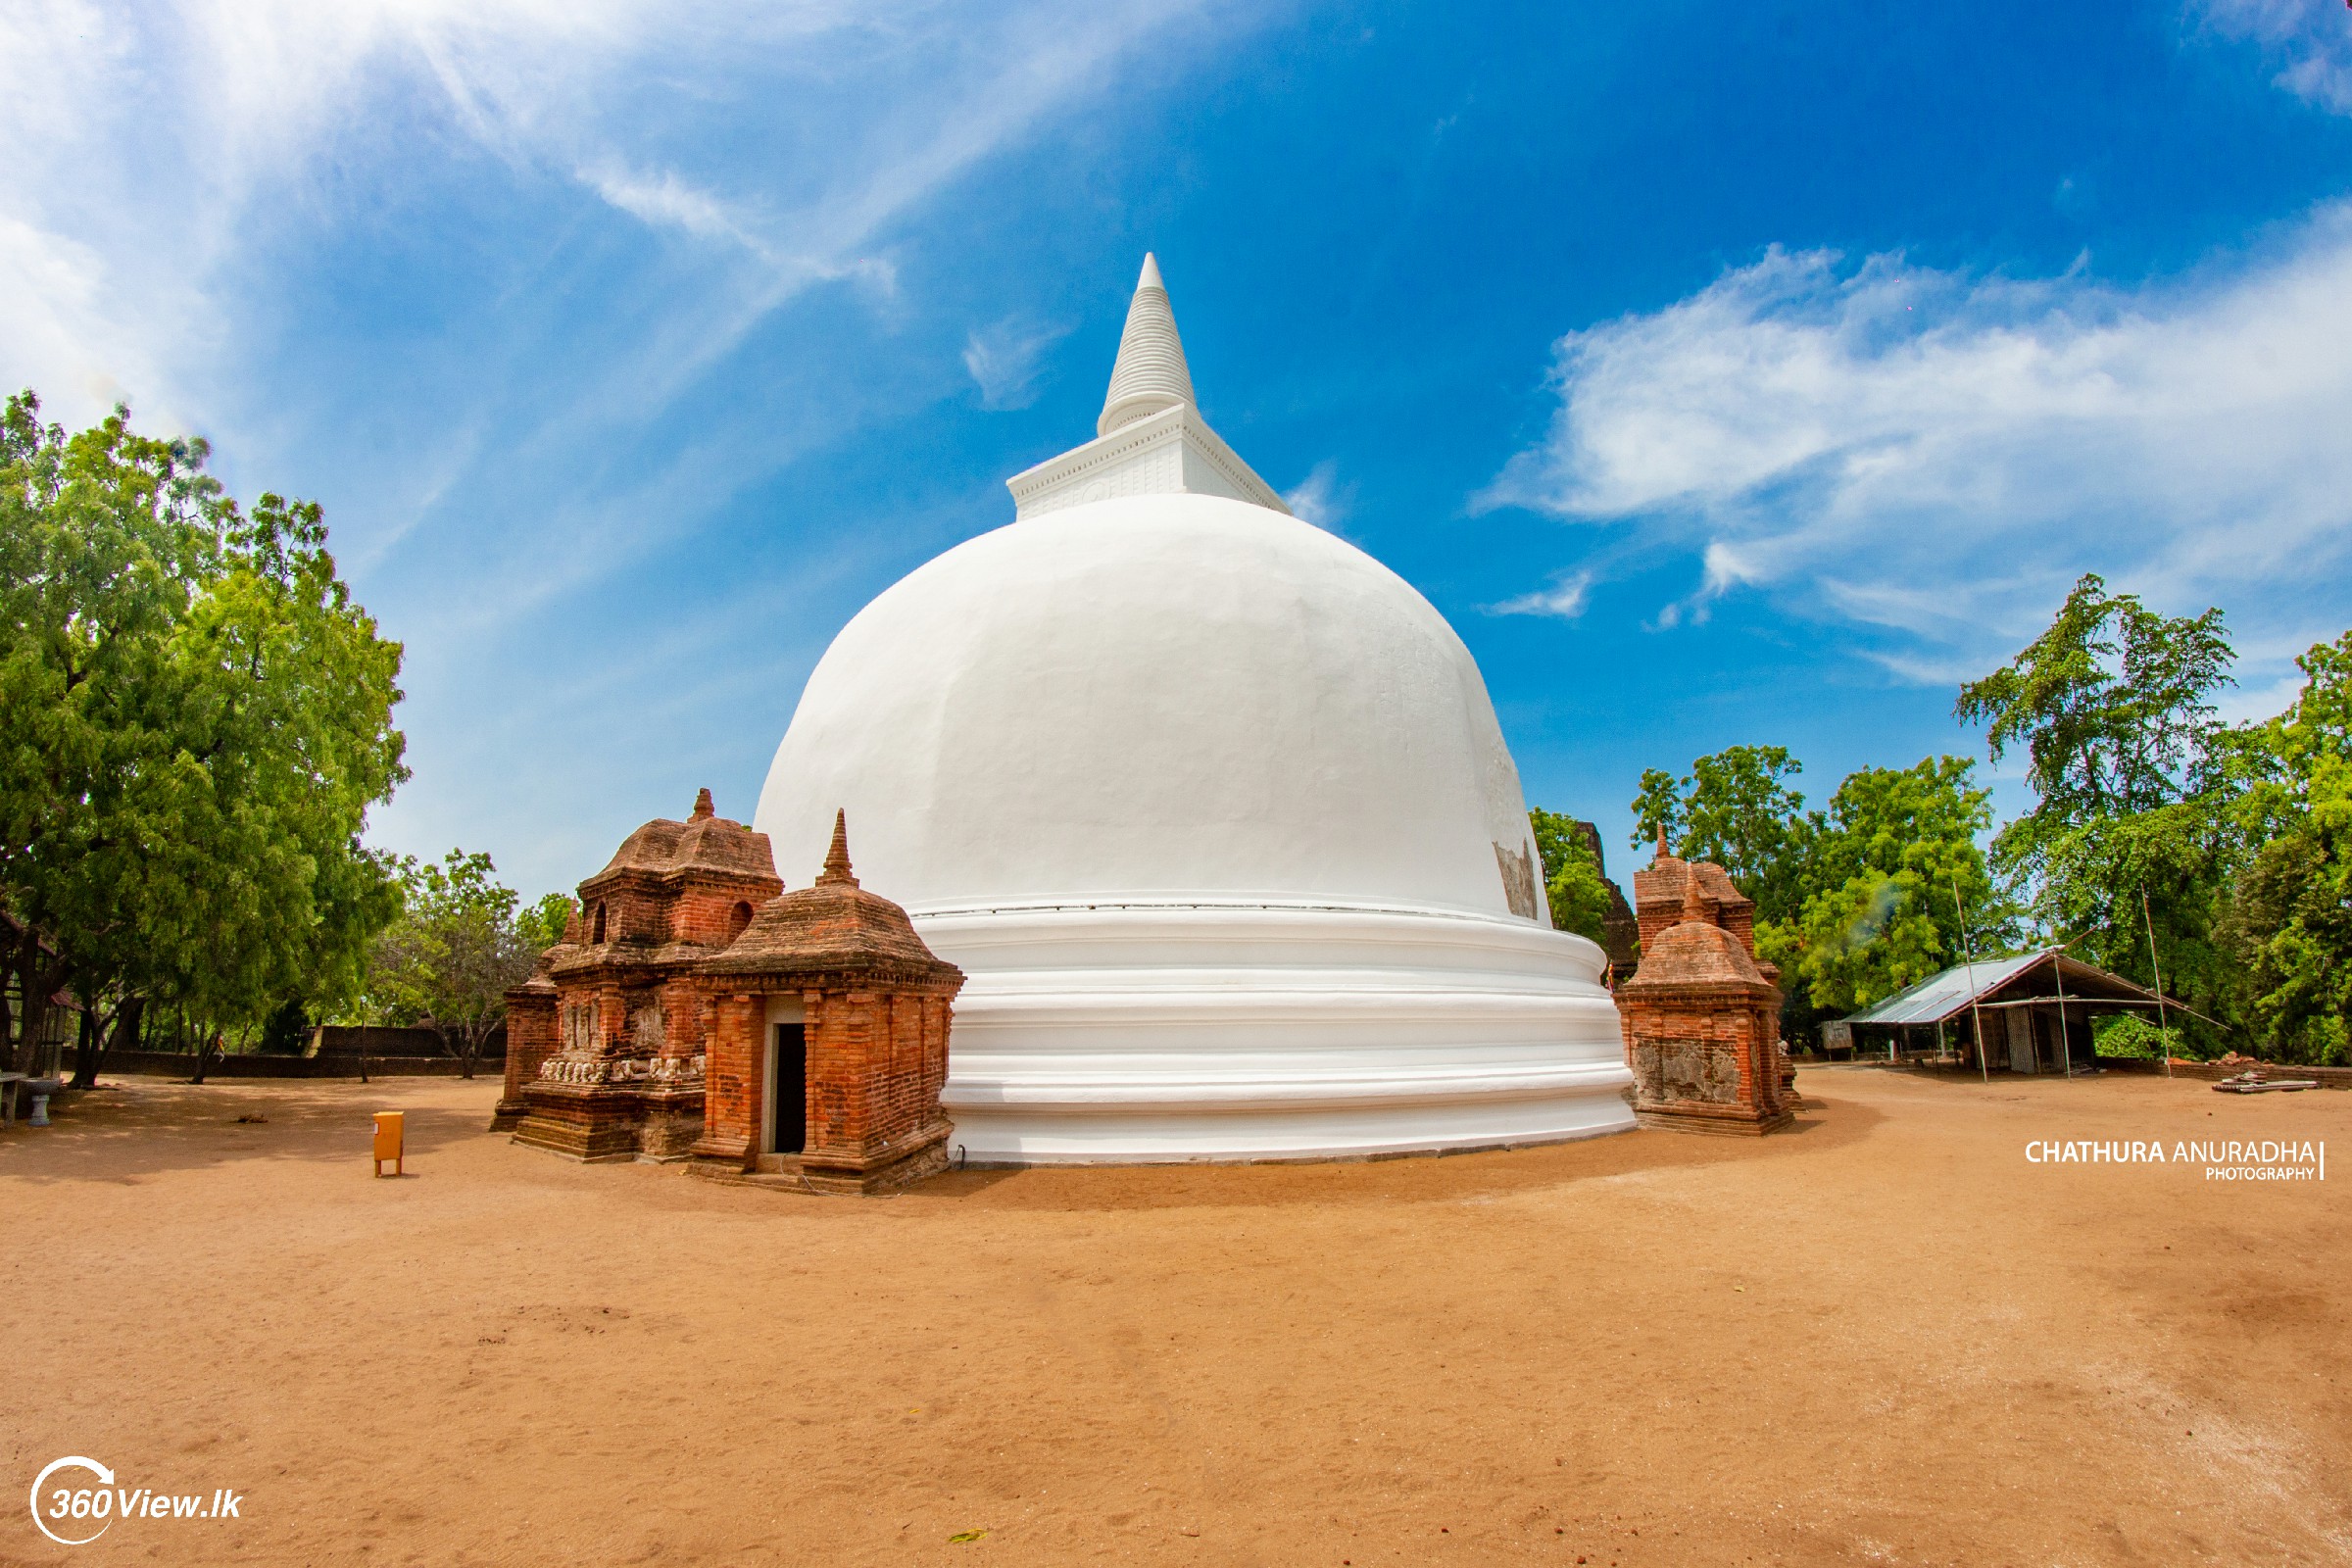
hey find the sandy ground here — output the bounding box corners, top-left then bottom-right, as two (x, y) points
(2, 1067), (2346, 1568)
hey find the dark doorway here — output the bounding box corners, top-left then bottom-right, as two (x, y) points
(770, 1023), (807, 1154)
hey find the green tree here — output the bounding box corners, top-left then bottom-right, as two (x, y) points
(516, 891), (575, 955)
(0, 391), (408, 1073)
(2217, 632), (2352, 1064)
(362, 850), (540, 1077)
(1956, 574), (2240, 1046)
(1627, 745), (1813, 925)
(1765, 757), (2003, 1015)
(1527, 808), (1614, 945)
(1629, 768), (1684, 853)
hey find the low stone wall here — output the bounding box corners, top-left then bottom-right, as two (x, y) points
(97, 1050), (496, 1080)
(2098, 1056), (2352, 1089)
(309, 1024), (455, 1057)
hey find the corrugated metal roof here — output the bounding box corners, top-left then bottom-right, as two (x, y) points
(1845, 952), (2048, 1026)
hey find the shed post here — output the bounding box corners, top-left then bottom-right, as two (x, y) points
(2140, 889), (2173, 1079)
(2053, 955), (2074, 1078)
(1952, 876), (1988, 1083)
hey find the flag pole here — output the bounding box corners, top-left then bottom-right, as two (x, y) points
(2141, 888), (2173, 1080)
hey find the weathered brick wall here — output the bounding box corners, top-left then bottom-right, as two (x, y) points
(805, 991), (870, 1158)
(670, 878), (777, 947)
(496, 986), (559, 1125)
(693, 992), (762, 1163)
(1622, 851), (1789, 1135)
(103, 1051), (483, 1079)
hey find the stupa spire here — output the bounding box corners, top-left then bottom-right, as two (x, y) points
(1005, 251), (1289, 517)
(1098, 252), (1198, 436)
(1681, 870), (1711, 925)
(817, 808), (858, 889)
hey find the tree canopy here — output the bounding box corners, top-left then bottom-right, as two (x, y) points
(1527, 808), (1614, 945)
(1623, 742), (2004, 1025)
(1631, 745), (1812, 925)
(2217, 631), (2352, 1063)
(1955, 573), (2242, 1035)
(1763, 757), (2000, 1016)
(0, 391), (407, 1067)
(362, 850), (545, 1074)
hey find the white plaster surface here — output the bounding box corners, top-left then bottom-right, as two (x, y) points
(754, 491), (1634, 1161)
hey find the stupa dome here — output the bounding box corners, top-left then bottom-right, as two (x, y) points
(756, 256), (1632, 1161)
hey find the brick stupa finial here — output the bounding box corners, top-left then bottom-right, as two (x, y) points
(817, 808), (858, 889)
(1655, 823), (1669, 864)
(691, 787), (715, 821)
(1682, 869), (1711, 925)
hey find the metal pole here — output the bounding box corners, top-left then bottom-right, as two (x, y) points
(2053, 952), (2074, 1078)
(2141, 888), (2173, 1080)
(1953, 876), (1988, 1083)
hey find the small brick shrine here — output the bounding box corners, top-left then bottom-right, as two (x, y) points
(509, 789), (782, 1162)
(1617, 838), (1794, 1135)
(693, 812), (963, 1195)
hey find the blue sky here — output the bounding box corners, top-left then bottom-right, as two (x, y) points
(7, 0), (2352, 897)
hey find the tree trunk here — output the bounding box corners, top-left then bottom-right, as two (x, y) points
(11, 931), (68, 1077)
(190, 1029), (222, 1085)
(0, 933), (15, 1075)
(74, 994), (140, 1090)
(69, 1002), (98, 1089)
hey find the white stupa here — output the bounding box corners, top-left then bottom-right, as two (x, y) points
(755, 256), (1633, 1162)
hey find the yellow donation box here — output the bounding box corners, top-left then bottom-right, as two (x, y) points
(371, 1110), (405, 1177)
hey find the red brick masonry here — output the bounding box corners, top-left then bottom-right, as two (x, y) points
(510, 788), (782, 1162)
(694, 811), (963, 1195)
(504, 793), (963, 1196)
(1619, 844), (1794, 1136)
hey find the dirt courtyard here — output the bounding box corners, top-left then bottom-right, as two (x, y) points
(3, 1067), (2345, 1567)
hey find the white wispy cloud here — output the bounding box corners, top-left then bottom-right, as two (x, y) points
(1484, 205), (2352, 665)
(1282, 460), (1351, 529)
(2197, 0), (2352, 115)
(1491, 569), (1593, 620)
(0, 0), (1272, 894)
(0, 0), (1235, 441)
(961, 316), (1070, 411)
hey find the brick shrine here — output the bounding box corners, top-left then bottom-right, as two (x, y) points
(1617, 838), (1794, 1135)
(692, 811), (963, 1195)
(510, 789), (783, 1162)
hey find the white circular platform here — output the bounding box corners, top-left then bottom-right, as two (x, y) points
(754, 492), (1633, 1162)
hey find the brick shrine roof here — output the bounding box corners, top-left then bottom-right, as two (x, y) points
(588, 788), (778, 886)
(1631, 854), (1751, 916)
(1625, 916), (1766, 989)
(700, 812), (963, 989)
(1625, 870), (1767, 990)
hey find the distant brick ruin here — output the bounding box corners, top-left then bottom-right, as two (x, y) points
(1570, 818), (1642, 985)
(1619, 837), (1794, 1135)
(496, 792), (959, 1193)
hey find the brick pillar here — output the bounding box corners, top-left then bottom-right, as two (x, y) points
(690, 992), (760, 1168)
(494, 977), (558, 1131)
(659, 976), (706, 1063)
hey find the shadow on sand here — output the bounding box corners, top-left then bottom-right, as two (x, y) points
(902, 1097), (1883, 1213)
(0, 1076), (492, 1185)
(5, 1075), (1889, 1217)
